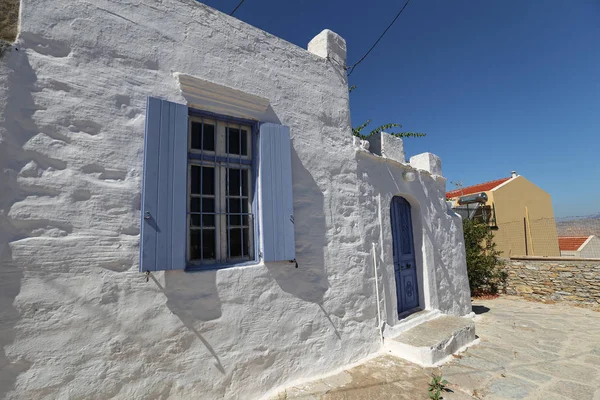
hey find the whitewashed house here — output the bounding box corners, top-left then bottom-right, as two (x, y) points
(0, 1), (473, 399)
(559, 235), (600, 258)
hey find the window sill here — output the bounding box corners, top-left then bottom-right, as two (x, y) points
(185, 259), (262, 272)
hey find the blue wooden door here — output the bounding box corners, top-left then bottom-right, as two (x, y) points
(390, 196), (419, 315)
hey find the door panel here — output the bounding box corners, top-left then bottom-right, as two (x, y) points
(391, 196), (419, 316)
(401, 266), (419, 310)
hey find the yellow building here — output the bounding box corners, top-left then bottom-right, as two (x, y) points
(447, 172), (560, 257)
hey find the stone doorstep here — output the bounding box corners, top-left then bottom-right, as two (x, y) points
(383, 315), (477, 367)
(382, 309), (441, 339)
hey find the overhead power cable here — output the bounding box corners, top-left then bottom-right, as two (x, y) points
(346, 0), (412, 76)
(230, 0), (246, 16)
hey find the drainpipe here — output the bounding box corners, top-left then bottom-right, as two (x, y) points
(525, 206), (534, 255)
(524, 218), (528, 255)
(372, 242), (384, 346)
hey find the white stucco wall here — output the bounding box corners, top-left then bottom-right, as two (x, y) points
(580, 236), (600, 259)
(560, 250), (578, 257)
(0, 1), (471, 399)
(355, 151), (471, 328)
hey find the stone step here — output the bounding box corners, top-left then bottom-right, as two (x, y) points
(384, 315), (476, 367)
(382, 309), (441, 338)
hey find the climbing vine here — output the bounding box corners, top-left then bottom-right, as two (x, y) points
(349, 86), (425, 140)
(352, 119), (426, 140)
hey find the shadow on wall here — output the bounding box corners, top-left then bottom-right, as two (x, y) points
(0, 256), (29, 399)
(0, 47), (39, 397)
(157, 271), (226, 373)
(146, 143), (330, 375)
(163, 270), (222, 322)
(266, 147), (329, 304)
(426, 201), (471, 315)
(355, 154), (395, 325)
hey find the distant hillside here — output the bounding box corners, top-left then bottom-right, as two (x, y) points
(556, 213), (600, 237)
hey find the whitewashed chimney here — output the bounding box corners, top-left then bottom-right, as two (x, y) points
(308, 29), (347, 67)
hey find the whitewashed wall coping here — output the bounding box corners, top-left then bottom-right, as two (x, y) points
(366, 132), (405, 164)
(409, 152), (443, 177)
(308, 29), (347, 65)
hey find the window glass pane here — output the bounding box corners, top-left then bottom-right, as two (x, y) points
(243, 214), (250, 227)
(191, 198), (215, 214)
(243, 228), (250, 256)
(190, 230), (201, 260)
(191, 214), (201, 227)
(191, 214), (215, 228)
(191, 122), (215, 151)
(241, 129), (248, 156)
(202, 215), (215, 227)
(202, 229), (216, 260)
(190, 229), (217, 260)
(229, 228), (242, 258)
(229, 198), (241, 226)
(190, 165), (200, 194)
(191, 197), (200, 213)
(202, 198), (214, 213)
(242, 169), (249, 196)
(242, 199), (249, 214)
(227, 128), (241, 155)
(228, 168), (241, 196)
(190, 203), (215, 227)
(203, 124), (215, 151)
(192, 166), (215, 195)
(202, 166), (215, 195)
(191, 122), (202, 150)
(229, 198), (241, 214)
(229, 215), (240, 226)
(191, 166), (200, 194)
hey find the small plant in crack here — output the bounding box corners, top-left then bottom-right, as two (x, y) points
(428, 374), (451, 400)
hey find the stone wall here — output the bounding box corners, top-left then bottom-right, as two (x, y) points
(0, 0), (19, 59)
(503, 257), (600, 306)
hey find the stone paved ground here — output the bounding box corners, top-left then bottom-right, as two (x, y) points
(270, 297), (600, 400)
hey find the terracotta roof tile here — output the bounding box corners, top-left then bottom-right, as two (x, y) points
(558, 236), (590, 251)
(446, 177), (511, 199)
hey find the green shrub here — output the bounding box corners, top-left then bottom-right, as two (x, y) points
(462, 219), (507, 295)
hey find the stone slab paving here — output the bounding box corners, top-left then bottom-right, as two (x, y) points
(270, 297), (600, 400)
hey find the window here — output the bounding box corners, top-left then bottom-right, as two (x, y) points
(139, 97), (295, 272)
(187, 116), (255, 266)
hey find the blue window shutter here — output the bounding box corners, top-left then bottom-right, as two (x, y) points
(259, 123), (295, 262)
(140, 97), (188, 271)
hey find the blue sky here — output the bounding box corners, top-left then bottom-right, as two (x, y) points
(200, 0), (600, 218)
